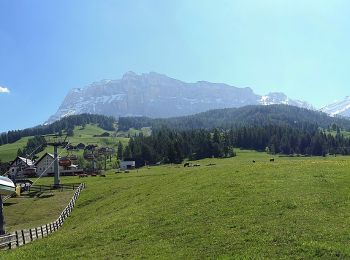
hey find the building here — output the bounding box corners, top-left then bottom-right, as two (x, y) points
(120, 160), (135, 170)
(35, 153), (83, 177)
(8, 157), (35, 178)
(34, 153), (55, 176)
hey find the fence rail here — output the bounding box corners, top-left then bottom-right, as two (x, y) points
(28, 183), (82, 193)
(0, 183), (85, 250)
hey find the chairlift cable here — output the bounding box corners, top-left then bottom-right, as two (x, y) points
(31, 141), (71, 186)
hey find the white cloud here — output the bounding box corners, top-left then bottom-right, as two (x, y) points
(0, 86), (10, 93)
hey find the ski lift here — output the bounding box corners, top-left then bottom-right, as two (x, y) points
(59, 157), (72, 167)
(84, 153), (95, 161)
(69, 154), (78, 161)
(0, 177), (15, 194)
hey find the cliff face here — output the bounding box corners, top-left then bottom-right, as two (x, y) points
(47, 72), (312, 123)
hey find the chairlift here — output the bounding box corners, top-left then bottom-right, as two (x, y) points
(69, 154), (78, 161)
(84, 153), (95, 161)
(59, 157), (72, 167)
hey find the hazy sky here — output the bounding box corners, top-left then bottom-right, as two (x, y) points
(1, 0), (350, 132)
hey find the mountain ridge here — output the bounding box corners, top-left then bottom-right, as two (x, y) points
(46, 72), (313, 124)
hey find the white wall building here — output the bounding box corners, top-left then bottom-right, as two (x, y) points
(8, 157), (34, 177)
(120, 161), (135, 170)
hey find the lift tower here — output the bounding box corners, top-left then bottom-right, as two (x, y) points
(45, 134), (68, 187)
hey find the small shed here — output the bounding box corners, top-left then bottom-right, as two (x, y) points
(120, 161), (135, 170)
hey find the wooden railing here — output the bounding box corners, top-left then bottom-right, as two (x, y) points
(0, 183), (85, 250)
(28, 183), (82, 193)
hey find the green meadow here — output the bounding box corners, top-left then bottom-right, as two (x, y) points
(2, 150), (350, 259)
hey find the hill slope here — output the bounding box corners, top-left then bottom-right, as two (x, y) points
(0, 124), (128, 163)
(3, 150), (350, 259)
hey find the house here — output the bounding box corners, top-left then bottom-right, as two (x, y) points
(120, 160), (135, 170)
(34, 153), (55, 176)
(8, 156), (35, 177)
(35, 153), (83, 177)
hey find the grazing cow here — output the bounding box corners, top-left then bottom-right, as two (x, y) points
(184, 162), (190, 167)
(270, 158), (275, 162)
(252, 160), (256, 163)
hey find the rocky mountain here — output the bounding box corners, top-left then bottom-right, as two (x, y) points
(260, 92), (313, 109)
(320, 96), (350, 117)
(47, 72), (313, 123)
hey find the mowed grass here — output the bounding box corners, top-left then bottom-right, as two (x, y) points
(4, 190), (75, 232)
(2, 150), (350, 259)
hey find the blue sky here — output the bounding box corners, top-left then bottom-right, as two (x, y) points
(1, 0), (350, 132)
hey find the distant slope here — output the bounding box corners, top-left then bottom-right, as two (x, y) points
(47, 71), (312, 123)
(320, 96), (350, 117)
(0, 114), (116, 146)
(0, 124), (128, 163)
(119, 104), (350, 131)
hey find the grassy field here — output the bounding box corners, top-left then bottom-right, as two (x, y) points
(1, 150), (350, 259)
(325, 129), (350, 138)
(4, 190), (75, 232)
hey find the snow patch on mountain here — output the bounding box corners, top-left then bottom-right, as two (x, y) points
(320, 96), (350, 117)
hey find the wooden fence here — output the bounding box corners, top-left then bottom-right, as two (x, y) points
(28, 183), (82, 193)
(0, 183), (86, 250)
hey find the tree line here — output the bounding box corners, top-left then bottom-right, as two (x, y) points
(118, 124), (350, 167)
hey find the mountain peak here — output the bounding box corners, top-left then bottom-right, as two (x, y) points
(46, 72), (313, 124)
(122, 71), (138, 79)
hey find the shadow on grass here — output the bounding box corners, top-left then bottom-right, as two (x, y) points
(3, 202), (16, 207)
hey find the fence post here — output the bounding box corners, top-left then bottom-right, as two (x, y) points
(35, 227), (38, 238)
(29, 229), (33, 241)
(15, 231), (19, 247)
(41, 226), (44, 238)
(22, 230), (25, 245)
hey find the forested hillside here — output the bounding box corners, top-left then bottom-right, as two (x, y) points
(119, 105), (350, 131)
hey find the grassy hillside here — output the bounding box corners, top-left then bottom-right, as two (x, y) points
(2, 150), (350, 259)
(0, 124), (129, 164)
(0, 137), (31, 163)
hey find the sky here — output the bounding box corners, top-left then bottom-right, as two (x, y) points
(1, 0), (350, 132)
